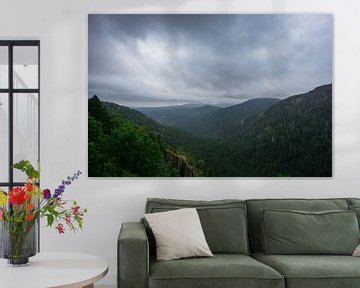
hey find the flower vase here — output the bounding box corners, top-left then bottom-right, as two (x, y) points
(0, 220), (37, 266)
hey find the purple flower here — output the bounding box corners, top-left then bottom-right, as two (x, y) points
(43, 189), (51, 200)
(54, 171), (82, 199)
(54, 189), (63, 198)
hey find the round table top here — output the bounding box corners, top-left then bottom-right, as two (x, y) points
(0, 252), (108, 288)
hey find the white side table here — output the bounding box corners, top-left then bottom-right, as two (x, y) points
(0, 252), (108, 288)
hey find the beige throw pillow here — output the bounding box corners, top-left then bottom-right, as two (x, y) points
(145, 208), (213, 261)
(353, 244), (360, 256)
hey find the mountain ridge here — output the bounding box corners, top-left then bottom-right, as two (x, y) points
(137, 97), (280, 138)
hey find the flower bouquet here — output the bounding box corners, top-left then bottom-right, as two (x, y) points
(0, 160), (87, 266)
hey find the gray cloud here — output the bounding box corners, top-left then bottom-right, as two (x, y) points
(88, 14), (332, 107)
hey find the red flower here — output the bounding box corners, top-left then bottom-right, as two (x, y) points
(26, 203), (34, 210)
(72, 205), (80, 215)
(26, 214), (33, 221)
(9, 187), (26, 205)
(56, 223), (65, 234)
(25, 182), (33, 192)
(65, 214), (71, 225)
(24, 193), (31, 200)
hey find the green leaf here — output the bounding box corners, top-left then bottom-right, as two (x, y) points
(46, 205), (60, 217)
(47, 214), (54, 227)
(12, 160), (40, 180)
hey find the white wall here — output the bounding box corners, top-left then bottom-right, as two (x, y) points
(1, 0), (360, 286)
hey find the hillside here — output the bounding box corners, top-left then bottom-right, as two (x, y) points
(88, 96), (172, 176)
(137, 104), (221, 126)
(89, 96), (207, 177)
(204, 84), (332, 176)
(137, 104), (221, 137)
(207, 98), (280, 138)
(137, 98), (279, 138)
(103, 101), (207, 155)
(103, 101), (165, 134)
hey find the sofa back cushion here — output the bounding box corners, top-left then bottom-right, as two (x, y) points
(347, 199), (360, 228)
(348, 198), (360, 207)
(261, 209), (359, 255)
(145, 198), (249, 254)
(246, 198), (349, 252)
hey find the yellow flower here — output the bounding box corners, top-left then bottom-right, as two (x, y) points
(0, 190), (7, 206)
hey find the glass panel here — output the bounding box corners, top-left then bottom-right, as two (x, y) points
(0, 46), (8, 89)
(0, 94), (9, 182)
(13, 46), (38, 89)
(0, 186), (8, 193)
(13, 93), (39, 182)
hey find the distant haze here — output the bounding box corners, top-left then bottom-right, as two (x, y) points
(88, 14), (332, 107)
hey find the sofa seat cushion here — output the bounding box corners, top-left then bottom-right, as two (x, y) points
(149, 254), (284, 288)
(252, 252), (360, 288)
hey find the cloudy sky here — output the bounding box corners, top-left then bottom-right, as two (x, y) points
(88, 14), (332, 107)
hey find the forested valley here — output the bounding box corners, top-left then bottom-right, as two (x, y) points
(88, 84), (332, 177)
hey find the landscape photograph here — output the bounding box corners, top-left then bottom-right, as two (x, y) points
(88, 14), (333, 177)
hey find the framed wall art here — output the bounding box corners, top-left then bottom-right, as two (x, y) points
(88, 14), (332, 177)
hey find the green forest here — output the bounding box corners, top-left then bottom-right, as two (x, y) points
(88, 84), (332, 177)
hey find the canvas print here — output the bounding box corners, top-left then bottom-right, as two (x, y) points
(88, 14), (332, 177)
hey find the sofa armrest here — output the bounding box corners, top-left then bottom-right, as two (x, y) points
(118, 222), (149, 288)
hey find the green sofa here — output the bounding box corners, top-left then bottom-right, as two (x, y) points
(118, 198), (360, 288)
